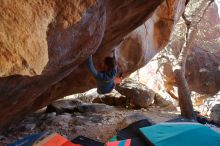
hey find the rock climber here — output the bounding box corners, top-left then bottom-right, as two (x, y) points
(87, 50), (118, 94)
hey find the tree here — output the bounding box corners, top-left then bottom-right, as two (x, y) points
(162, 0), (214, 119)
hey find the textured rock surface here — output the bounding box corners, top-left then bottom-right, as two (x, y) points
(0, 0), (97, 77)
(185, 1), (220, 95)
(114, 0), (186, 76)
(76, 103), (116, 113)
(46, 99), (83, 114)
(1, 107), (177, 144)
(194, 93), (220, 116)
(0, 0), (185, 132)
(0, 0), (106, 132)
(130, 1), (220, 105)
(115, 79), (155, 108)
(161, 1), (220, 96)
(92, 90), (127, 107)
(154, 92), (176, 108)
(74, 89), (126, 105)
(116, 113), (155, 131)
(210, 104), (220, 125)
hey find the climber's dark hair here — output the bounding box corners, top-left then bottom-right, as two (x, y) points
(104, 57), (116, 71)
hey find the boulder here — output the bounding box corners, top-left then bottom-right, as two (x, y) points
(154, 92), (176, 109)
(46, 99), (83, 114)
(115, 79), (155, 109)
(25, 124), (36, 131)
(210, 104), (220, 125)
(77, 89), (99, 103)
(41, 113), (73, 131)
(92, 90), (126, 107)
(66, 89), (127, 107)
(116, 113), (155, 131)
(75, 103), (116, 113)
(195, 93), (220, 116)
(46, 99), (116, 114)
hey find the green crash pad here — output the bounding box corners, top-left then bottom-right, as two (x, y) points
(140, 122), (220, 146)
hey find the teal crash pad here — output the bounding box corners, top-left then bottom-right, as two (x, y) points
(140, 123), (220, 146)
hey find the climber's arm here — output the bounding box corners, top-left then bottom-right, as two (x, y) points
(112, 50), (116, 59)
(87, 55), (98, 77)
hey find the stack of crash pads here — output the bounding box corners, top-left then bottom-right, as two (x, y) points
(33, 133), (81, 146)
(8, 132), (81, 146)
(71, 136), (104, 146)
(106, 119), (220, 146)
(8, 132), (104, 146)
(106, 119), (153, 146)
(140, 122), (220, 146)
(106, 138), (148, 146)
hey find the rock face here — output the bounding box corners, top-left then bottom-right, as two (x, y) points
(185, 1), (220, 95)
(0, 0), (99, 77)
(154, 92), (176, 108)
(46, 99), (83, 114)
(0, 0), (106, 132)
(76, 103), (116, 113)
(116, 113), (155, 131)
(195, 93), (220, 116)
(115, 79), (155, 108)
(92, 90), (127, 107)
(47, 100), (117, 114)
(0, 0), (185, 132)
(129, 1), (220, 107)
(161, 1), (220, 96)
(114, 0), (186, 76)
(210, 104), (220, 125)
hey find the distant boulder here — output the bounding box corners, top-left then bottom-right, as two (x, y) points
(210, 104), (220, 125)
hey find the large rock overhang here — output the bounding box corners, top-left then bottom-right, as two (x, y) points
(0, 0), (185, 132)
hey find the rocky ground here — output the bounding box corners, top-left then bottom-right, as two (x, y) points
(1, 83), (219, 145)
(0, 104), (178, 145)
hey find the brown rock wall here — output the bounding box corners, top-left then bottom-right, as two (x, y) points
(0, 0), (185, 132)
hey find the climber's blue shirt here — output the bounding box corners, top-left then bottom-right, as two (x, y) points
(87, 56), (117, 94)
